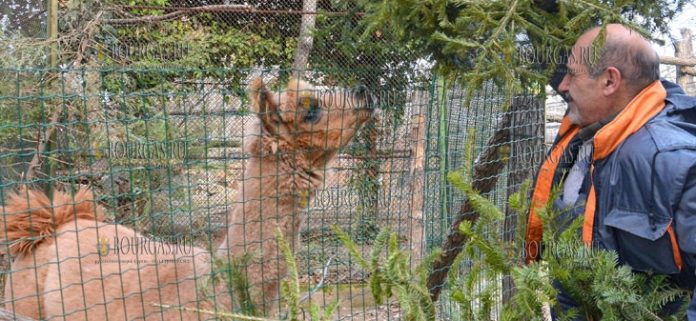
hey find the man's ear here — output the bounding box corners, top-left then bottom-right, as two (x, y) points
(283, 77), (303, 110)
(602, 66), (622, 95)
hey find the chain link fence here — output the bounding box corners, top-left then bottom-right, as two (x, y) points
(10, 2), (696, 321)
(0, 66), (545, 321)
(1, 0), (46, 38)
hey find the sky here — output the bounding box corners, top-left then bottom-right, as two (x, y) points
(654, 3), (696, 56)
(652, 3), (696, 83)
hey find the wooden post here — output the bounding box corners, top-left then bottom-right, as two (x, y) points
(437, 77), (449, 237)
(48, 0), (58, 66)
(409, 113), (427, 263)
(673, 28), (696, 95)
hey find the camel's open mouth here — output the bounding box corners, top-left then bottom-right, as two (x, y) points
(350, 85), (377, 114)
(355, 108), (377, 121)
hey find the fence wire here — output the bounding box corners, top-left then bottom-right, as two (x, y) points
(0, 2), (599, 321)
(0, 66), (446, 320)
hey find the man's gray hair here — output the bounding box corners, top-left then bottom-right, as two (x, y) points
(586, 38), (660, 92)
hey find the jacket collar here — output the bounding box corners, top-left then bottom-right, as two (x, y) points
(593, 80), (667, 160)
(662, 79), (696, 113)
(556, 80), (667, 160)
(577, 112), (618, 141)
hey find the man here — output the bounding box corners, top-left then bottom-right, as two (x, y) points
(524, 24), (696, 319)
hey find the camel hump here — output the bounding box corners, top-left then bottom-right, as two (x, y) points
(0, 188), (105, 257)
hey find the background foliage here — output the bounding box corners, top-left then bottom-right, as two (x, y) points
(359, 0), (688, 94)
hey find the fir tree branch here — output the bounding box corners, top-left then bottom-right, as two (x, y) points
(490, 0), (519, 41)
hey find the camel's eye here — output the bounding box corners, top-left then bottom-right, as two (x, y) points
(301, 96), (321, 123)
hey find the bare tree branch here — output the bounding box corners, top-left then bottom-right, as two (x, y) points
(73, 11), (104, 67)
(103, 5), (252, 25)
(24, 111), (61, 181)
(660, 55), (696, 69)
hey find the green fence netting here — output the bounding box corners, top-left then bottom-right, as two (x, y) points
(0, 66), (545, 320)
(0, 3), (547, 320)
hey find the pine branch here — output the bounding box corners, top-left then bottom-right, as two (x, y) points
(334, 226), (436, 321)
(277, 230), (300, 321)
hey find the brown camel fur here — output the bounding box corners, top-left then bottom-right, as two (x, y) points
(0, 77), (374, 320)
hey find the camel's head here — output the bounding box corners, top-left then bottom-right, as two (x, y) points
(247, 77), (375, 166)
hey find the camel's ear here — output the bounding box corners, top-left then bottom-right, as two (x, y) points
(285, 78), (300, 97)
(249, 77), (274, 113)
(284, 77), (305, 109)
(249, 77), (279, 135)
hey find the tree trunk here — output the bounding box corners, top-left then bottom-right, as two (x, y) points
(427, 111), (512, 301)
(674, 28), (696, 95)
(354, 114), (381, 244)
(409, 113), (427, 263)
(501, 95), (545, 303)
(292, 0), (318, 75)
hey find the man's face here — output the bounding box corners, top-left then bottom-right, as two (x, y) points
(558, 38), (612, 127)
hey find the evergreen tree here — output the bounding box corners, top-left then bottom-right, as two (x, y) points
(446, 164), (690, 321)
(359, 0), (688, 92)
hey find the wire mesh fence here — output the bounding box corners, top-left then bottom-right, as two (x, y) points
(0, 0), (46, 38)
(0, 64), (549, 320)
(0, 1), (548, 319)
(12, 1), (695, 321)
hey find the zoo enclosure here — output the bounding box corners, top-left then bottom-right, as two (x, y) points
(1, 1), (695, 320)
(0, 64), (547, 319)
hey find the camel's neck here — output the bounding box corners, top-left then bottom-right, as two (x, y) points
(216, 153), (326, 254)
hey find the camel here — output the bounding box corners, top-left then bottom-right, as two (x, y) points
(0, 77), (374, 320)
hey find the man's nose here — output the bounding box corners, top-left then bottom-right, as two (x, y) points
(558, 73), (570, 93)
